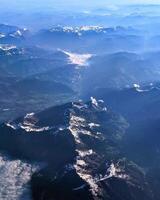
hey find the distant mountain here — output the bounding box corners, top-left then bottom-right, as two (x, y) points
(0, 24), (22, 34)
(32, 26), (144, 53)
(82, 51), (160, 93)
(0, 46), (68, 77)
(0, 24), (30, 45)
(38, 26), (139, 37)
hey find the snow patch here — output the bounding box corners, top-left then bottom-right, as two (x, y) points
(88, 123), (100, 129)
(90, 97), (98, 107)
(99, 162), (129, 181)
(77, 149), (94, 158)
(6, 112), (52, 133)
(106, 162), (129, 179)
(10, 30), (23, 38)
(0, 34), (5, 38)
(0, 45), (17, 51)
(20, 125), (51, 133)
(80, 26), (103, 31)
(5, 123), (17, 130)
(51, 26), (104, 34)
(2, 108), (10, 111)
(133, 83), (150, 93)
(133, 83), (140, 88)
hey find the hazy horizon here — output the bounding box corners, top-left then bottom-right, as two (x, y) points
(1, 0), (160, 11)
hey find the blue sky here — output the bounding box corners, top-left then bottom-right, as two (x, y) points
(1, 0), (160, 10)
(1, 0), (160, 6)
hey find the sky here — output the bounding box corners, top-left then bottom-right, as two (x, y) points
(1, 0), (160, 11)
(1, 0), (160, 7)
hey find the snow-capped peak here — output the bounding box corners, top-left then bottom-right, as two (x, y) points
(91, 97), (99, 107)
(50, 25), (106, 35)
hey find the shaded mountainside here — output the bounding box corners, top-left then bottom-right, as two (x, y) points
(90, 83), (160, 169)
(0, 99), (157, 200)
(82, 52), (160, 93)
(0, 46), (68, 78)
(90, 83), (160, 121)
(0, 46), (77, 122)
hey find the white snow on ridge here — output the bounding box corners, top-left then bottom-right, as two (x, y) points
(6, 112), (52, 133)
(79, 26), (103, 31)
(10, 30), (23, 38)
(0, 45), (17, 51)
(98, 162), (129, 182)
(51, 26), (104, 33)
(20, 125), (51, 133)
(6, 122), (17, 130)
(21, 113), (52, 132)
(2, 108), (10, 111)
(24, 113), (35, 118)
(133, 83), (150, 93)
(62, 50), (92, 67)
(0, 34), (5, 38)
(133, 83), (140, 89)
(69, 113), (100, 196)
(88, 123), (100, 129)
(90, 97), (99, 107)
